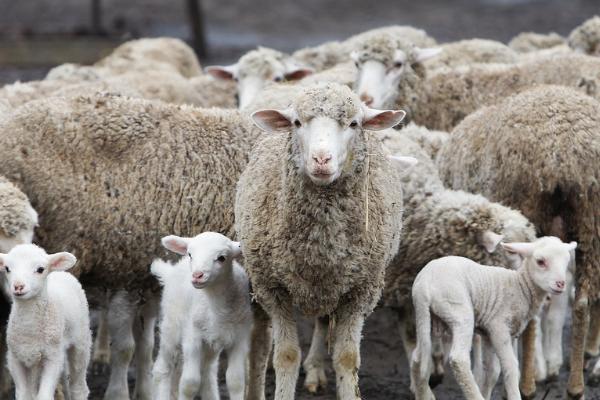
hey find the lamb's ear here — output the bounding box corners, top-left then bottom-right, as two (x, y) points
(0, 254), (6, 272)
(47, 252), (77, 271)
(161, 235), (190, 255)
(229, 241), (243, 258)
(388, 155), (418, 174)
(566, 241), (578, 252)
(205, 64), (238, 81)
(283, 60), (314, 81)
(500, 242), (534, 258)
(414, 47), (442, 62)
(479, 231), (504, 253)
(362, 107), (406, 130)
(251, 109), (294, 133)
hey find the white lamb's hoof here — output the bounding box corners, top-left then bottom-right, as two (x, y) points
(304, 365), (327, 394)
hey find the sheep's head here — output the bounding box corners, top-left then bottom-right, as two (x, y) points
(206, 47), (313, 109)
(351, 34), (440, 109)
(0, 244), (76, 300)
(502, 237), (576, 295)
(252, 83), (405, 186)
(569, 16), (600, 56)
(161, 232), (241, 289)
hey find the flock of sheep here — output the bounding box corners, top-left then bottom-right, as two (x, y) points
(0, 12), (598, 400)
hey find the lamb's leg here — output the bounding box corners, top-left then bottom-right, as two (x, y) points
(303, 316), (328, 393)
(226, 339), (249, 400)
(567, 287), (589, 399)
(270, 301), (300, 400)
(519, 320), (537, 399)
(133, 293), (159, 400)
(37, 354), (65, 400)
(152, 315), (181, 400)
(447, 320), (483, 400)
(398, 309), (417, 390)
(247, 303), (272, 400)
(67, 345), (90, 400)
(473, 334), (484, 388)
(104, 291), (136, 400)
(177, 326), (204, 400)
(331, 309), (364, 400)
(198, 346), (220, 400)
(488, 327), (521, 400)
(479, 337), (500, 400)
(542, 292), (569, 380)
(8, 353), (32, 400)
(534, 315), (547, 382)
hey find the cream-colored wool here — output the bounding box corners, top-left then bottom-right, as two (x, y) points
(0, 94), (262, 291)
(45, 63), (109, 83)
(0, 177), (38, 241)
(236, 47), (291, 80)
(568, 16), (600, 56)
(345, 25), (437, 50)
(299, 61), (357, 88)
(188, 75), (237, 108)
(396, 122), (449, 160)
(509, 32), (566, 53)
(424, 39), (518, 71)
(292, 40), (348, 71)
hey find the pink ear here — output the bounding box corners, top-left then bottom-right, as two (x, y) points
(161, 235), (190, 255)
(47, 252), (77, 271)
(500, 242), (535, 258)
(363, 109), (406, 131)
(205, 65), (237, 81)
(479, 231), (504, 253)
(251, 109), (293, 133)
(284, 69), (313, 81)
(230, 241), (242, 258)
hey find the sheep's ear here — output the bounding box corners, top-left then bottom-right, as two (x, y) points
(283, 60), (314, 81)
(479, 231), (504, 253)
(414, 47), (442, 62)
(566, 241), (578, 252)
(251, 109), (293, 133)
(362, 108), (406, 130)
(0, 254), (6, 272)
(388, 155), (418, 173)
(205, 64), (238, 81)
(350, 50), (360, 63)
(47, 252), (77, 271)
(161, 235), (190, 255)
(230, 241), (242, 258)
(500, 242), (534, 258)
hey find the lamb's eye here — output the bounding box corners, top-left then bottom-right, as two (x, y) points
(536, 259), (546, 268)
(294, 120), (302, 128)
(394, 61), (404, 68)
(36, 267), (44, 274)
(188, 253), (192, 260)
(217, 255), (226, 263)
(350, 121), (358, 128)
(4, 267), (10, 273)
(354, 61), (359, 68)
(274, 76), (283, 82)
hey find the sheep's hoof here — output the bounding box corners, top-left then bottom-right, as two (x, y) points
(428, 373), (444, 388)
(566, 390), (585, 399)
(588, 373), (600, 387)
(520, 392), (536, 400)
(304, 366), (327, 394)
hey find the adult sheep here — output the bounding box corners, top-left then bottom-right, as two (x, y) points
(0, 93), (263, 400)
(437, 85), (600, 399)
(236, 83), (406, 400)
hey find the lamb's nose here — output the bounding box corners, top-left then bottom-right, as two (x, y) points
(313, 155), (332, 166)
(13, 283), (24, 292)
(360, 93), (374, 105)
(556, 280), (565, 290)
(192, 271), (204, 280)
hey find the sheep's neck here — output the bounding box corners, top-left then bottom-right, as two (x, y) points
(201, 267), (241, 312)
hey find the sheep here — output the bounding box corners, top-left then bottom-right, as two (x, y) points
(0, 244), (91, 400)
(392, 122), (449, 161)
(292, 40), (348, 71)
(152, 232), (252, 400)
(437, 85), (600, 398)
(345, 25), (438, 50)
(411, 237), (577, 400)
(206, 47), (313, 109)
(423, 39), (518, 71)
(0, 93), (263, 399)
(568, 16), (600, 56)
(45, 63), (109, 83)
(508, 32), (566, 53)
(235, 82), (406, 399)
(94, 37), (203, 78)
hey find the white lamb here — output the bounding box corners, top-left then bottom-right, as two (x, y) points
(151, 232), (252, 400)
(411, 237), (576, 400)
(0, 244), (91, 400)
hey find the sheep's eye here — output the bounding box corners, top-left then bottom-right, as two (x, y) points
(4, 267), (10, 273)
(217, 255), (226, 262)
(294, 120), (302, 128)
(36, 267), (44, 274)
(274, 76), (283, 82)
(394, 61), (404, 68)
(354, 61), (359, 68)
(536, 259), (546, 268)
(350, 121), (358, 128)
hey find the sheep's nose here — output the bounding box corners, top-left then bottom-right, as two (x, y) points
(313, 154), (332, 166)
(192, 271), (204, 280)
(360, 93), (374, 105)
(13, 283), (24, 292)
(556, 280), (566, 290)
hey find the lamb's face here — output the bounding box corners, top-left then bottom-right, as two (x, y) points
(161, 232), (241, 289)
(0, 244), (76, 300)
(352, 44), (440, 109)
(206, 48), (313, 109)
(251, 83), (406, 185)
(502, 237), (577, 295)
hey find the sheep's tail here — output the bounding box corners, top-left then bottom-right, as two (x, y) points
(150, 259), (173, 286)
(414, 294), (433, 379)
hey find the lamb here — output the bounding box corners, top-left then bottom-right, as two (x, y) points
(151, 232), (252, 400)
(422, 39), (518, 71)
(0, 93), (263, 399)
(437, 85), (600, 398)
(508, 32), (566, 53)
(568, 16), (600, 56)
(236, 83), (406, 399)
(0, 244), (91, 400)
(206, 47), (313, 109)
(411, 237), (577, 400)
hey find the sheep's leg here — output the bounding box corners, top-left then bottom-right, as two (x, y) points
(586, 301), (600, 359)
(0, 324), (12, 397)
(270, 301), (300, 400)
(303, 316), (328, 393)
(479, 337), (500, 400)
(519, 320), (537, 399)
(198, 345), (220, 400)
(331, 309), (364, 400)
(534, 315), (547, 382)
(67, 345), (90, 400)
(567, 287), (589, 399)
(178, 326), (203, 400)
(247, 303), (272, 400)
(92, 307), (111, 373)
(430, 328), (445, 388)
(37, 353), (65, 400)
(104, 291), (136, 400)
(152, 316), (181, 400)
(488, 327), (521, 400)
(447, 319), (483, 400)
(8, 353), (32, 400)
(472, 334), (484, 388)
(542, 293), (568, 380)
(226, 338), (249, 400)
(133, 294), (160, 400)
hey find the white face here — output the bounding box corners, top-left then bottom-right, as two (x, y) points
(251, 105), (406, 185)
(161, 232), (242, 289)
(0, 245), (76, 300)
